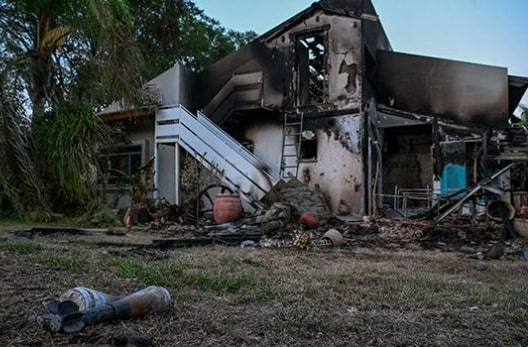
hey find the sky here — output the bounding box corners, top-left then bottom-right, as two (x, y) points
(193, 0), (528, 109)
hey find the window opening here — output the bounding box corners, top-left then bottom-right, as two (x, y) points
(100, 144), (142, 185)
(295, 30), (327, 105)
(300, 130), (317, 160)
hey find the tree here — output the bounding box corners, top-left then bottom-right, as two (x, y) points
(0, 0), (258, 216)
(0, 0), (142, 215)
(129, 0), (257, 78)
(0, 0), (144, 119)
(0, 72), (45, 215)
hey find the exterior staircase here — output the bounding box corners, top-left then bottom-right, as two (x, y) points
(154, 105), (280, 210)
(203, 71), (264, 125)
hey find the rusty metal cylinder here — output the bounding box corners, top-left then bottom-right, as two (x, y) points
(119, 286), (171, 317)
(213, 194), (242, 224)
(59, 287), (120, 311)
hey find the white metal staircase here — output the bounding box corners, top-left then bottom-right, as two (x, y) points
(154, 105), (280, 209)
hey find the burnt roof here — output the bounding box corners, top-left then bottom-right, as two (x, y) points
(376, 50), (510, 128)
(259, 0), (378, 42)
(319, 0), (377, 15)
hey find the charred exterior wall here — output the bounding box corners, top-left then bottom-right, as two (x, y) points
(197, 41), (286, 123)
(194, 1), (393, 215)
(298, 115), (364, 213)
(258, 10), (368, 214)
(263, 9), (363, 112)
(377, 51), (509, 128)
(361, 15), (391, 103)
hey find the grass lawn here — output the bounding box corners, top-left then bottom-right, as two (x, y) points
(0, 227), (527, 346)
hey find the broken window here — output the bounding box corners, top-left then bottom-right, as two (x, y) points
(295, 30), (327, 105)
(100, 144), (143, 185)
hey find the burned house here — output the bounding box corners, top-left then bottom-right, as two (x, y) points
(99, 0), (528, 218)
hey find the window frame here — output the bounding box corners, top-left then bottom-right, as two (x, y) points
(99, 142), (147, 187)
(293, 28), (329, 106)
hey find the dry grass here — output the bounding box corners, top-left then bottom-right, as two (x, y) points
(0, 230), (527, 346)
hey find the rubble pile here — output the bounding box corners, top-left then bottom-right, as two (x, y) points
(62, 173), (528, 260)
(262, 178), (333, 222)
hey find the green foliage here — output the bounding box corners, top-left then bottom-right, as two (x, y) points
(33, 105), (115, 212)
(129, 0), (258, 77)
(0, 0), (144, 118)
(0, 74), (45, 215)
(0, 0), (258, 214)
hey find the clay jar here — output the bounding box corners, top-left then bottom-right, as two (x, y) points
(299, 212), (318, 229)
(213, 194), (243, 224)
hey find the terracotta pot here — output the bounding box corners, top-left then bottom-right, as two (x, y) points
(299, 212), (318, 229)
(513, 218), (528, 238)
(323, 229), (344, 247)
(213, 194), (242, 224)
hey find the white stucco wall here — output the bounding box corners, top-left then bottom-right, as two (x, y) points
(145, 64), (196, 109)
(244, 120), (284, 175)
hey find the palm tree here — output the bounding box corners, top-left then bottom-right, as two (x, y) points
(0, 0), (256, 215)
(1, 0), (143, 119)
(0, 0), (143, 215)
(0, 72), (44, 214)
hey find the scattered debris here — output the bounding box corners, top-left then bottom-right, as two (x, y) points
(15, 227), (111, 238)
(322, 229), (344, 247)
(425, 163), (513, 226)
(483, 242), (505, 260)
(513, 218), (528, 238)
(12, 162), (528, 260)
(522, 247), (528, 260)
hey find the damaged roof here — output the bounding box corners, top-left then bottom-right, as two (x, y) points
(259, 0), (379, 42)
(376, 50), (512, 129)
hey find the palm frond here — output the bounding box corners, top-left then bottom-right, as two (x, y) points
(0, 74), (46, 215)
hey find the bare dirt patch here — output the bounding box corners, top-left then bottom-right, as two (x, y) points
(0, 226), (527, 346)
